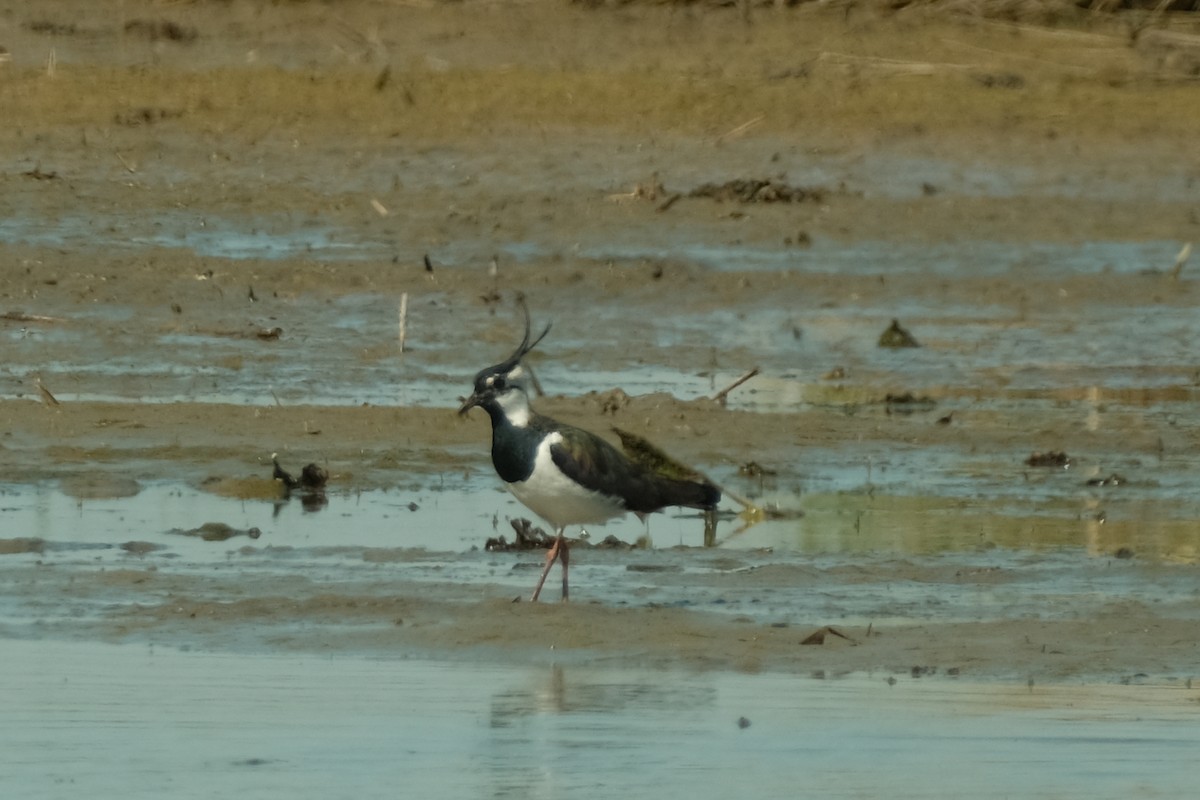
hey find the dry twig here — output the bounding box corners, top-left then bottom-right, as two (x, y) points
(713, 367), (761, 406)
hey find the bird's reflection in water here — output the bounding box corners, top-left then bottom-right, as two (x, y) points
(271, 490), (328, 518)
(488, 666), (716, 727)
(483, 665), (717, 798)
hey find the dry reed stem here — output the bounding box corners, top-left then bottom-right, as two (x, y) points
(1170, 242), (1192, 281)
(398, 292), (409, 352)
(715, 115), (764, 145)
(815, 51), (974, 76)
(36, 379), (60, 407)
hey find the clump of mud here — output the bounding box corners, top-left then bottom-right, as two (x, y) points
(878, 319), (920, 348)
(688, 178), (827, 204)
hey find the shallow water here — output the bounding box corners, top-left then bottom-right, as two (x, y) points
(0, 204), (1182, 271)
(1, 476), (1195, 640)
(3, 639), (1196, 800)
(3, 456), (1197, 566)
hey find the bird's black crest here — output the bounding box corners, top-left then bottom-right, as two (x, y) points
(475, 299), (551, 383)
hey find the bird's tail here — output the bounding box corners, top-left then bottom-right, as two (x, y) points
(610, 426), (721, 512)
(657, 476), (721, 511)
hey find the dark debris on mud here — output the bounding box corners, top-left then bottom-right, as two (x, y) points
(628, 176), (844, 211)
(1026, 450), (1072, 468)
(687, 178), (827, 204)
(485, 518), (634, 552)
(114, 107), (185, 127)
(884, 392), (937, 414)
(272, 455), (329, 511)
(878, 319), (921, 348)
(123, 19), (197, 43)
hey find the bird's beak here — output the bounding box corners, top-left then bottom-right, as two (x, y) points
(458, 392), (482, 417)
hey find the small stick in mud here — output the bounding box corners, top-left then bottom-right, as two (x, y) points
(115, 152), (138, 174)
(1170, 242), (1192, 281)
(799, 625), (857, 646)
(2, 311), (65, 324)
(715, 115), (764, 145)
(398, 292), (409, 352)
(481, 257), (502, 306)
(713, 367), (761, 406)
(526, 364), (545, 397)
(655, 193), (683, 213)
(36, 378), (60, 407)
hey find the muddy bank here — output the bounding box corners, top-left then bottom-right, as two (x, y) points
(1, 0), (1199, 688)
(4, 553), (1197, 682)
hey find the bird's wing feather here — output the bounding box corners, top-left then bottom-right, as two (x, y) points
(549, 425), (718, 513)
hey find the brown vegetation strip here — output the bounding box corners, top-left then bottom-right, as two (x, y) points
(1, 61), (1197, 144)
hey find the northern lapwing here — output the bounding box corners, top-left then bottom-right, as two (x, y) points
(458, 306), (721, 601)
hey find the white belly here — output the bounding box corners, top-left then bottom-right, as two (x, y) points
(505, 434), (625, 529)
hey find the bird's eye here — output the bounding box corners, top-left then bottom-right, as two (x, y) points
(492, 376), (507, 390)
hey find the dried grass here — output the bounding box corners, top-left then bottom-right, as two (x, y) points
(3, 56), (1196, 142)
(1, 1), (1197, 143)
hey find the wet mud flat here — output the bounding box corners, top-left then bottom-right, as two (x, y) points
(2, 0), (1200, 795)
(1, 466), (1197, 682)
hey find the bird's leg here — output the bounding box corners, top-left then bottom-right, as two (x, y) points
(635, 512), (652, 548)
(560, 533), (570, 601)
(530, 527), (566, 602)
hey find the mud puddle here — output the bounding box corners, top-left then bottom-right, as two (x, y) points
(4, 638), (1196, 800)
(1, 481), (554, 559)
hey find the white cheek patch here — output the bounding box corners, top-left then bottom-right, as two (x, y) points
(496, 387), (531, 427)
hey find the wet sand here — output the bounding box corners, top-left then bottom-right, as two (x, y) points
(2, 0), (1200, 700)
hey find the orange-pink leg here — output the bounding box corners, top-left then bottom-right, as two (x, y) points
(530, 529), (568, 602)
